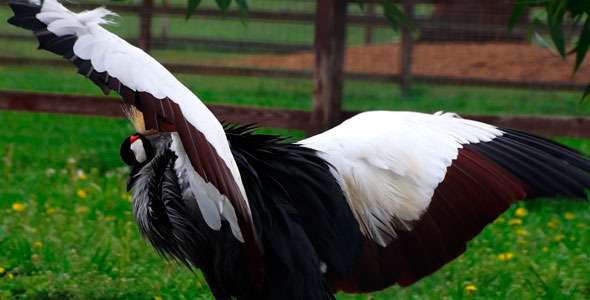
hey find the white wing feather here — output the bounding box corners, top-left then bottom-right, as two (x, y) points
(35, 0), (248, 239)
(300, 111), (503, 247)
(170, 134), (243, 242)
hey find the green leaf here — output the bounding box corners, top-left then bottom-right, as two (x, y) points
(546, 1), (566, 57)
(235, 0), (249, 19)
(380, 0), (417, 33)
(185, 0), (202, 20)
(527, 17), (547, 40)
(508, 2), (526, 31)
(215, 0), (232, 12)
(532, 32), (558, 56)
(573, 18), (590, 74)
(356, 0), (365, 10)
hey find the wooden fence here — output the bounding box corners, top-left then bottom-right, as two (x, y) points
(1, 90), (589, 138)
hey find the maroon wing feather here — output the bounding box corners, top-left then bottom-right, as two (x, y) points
(331, 148), (527, 292)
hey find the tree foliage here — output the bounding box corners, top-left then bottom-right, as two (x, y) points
(185, 0), (247, 19)
(509, 0), (589, 102)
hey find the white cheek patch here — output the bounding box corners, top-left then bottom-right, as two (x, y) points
(130, 139), (147, 163)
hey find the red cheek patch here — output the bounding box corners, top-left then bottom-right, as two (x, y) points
(130, 135), (140, 144)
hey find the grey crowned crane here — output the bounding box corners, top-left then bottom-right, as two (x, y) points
(8, 1), (590, 299)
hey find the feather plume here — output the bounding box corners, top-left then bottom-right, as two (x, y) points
(122, 104), (146, 134)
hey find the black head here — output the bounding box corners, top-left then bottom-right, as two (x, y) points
(120, 134), (154, 166)
(120, 133), (156, 191)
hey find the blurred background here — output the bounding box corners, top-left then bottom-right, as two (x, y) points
(0, 0), (588, 299)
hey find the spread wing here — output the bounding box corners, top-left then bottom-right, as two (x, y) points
(8, 0), (262, 266)
(302, 111), (590, 291)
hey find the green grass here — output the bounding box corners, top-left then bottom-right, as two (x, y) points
(0, 111), (588, 300)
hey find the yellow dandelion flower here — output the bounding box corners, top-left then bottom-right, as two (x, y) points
(75, 206), (88, 214)
(121, 193), (132, 201)
(154, 297), (163, 300)
(515, 207), (528, 217)
(7, 273), (14, 280)
(517, 239), (528, 245)
(78, 171), (87, 180)
(547, 221), (558, 229)
(12, 203), (25, 212)
(46, 208), (56, 216)
(76, 189), (87, 199)
(542, 247), (549, 252)
(555, 234), (565, 242)
(516, 229), (528, 236)
(0, 267), (4, 274)
(465, 285), (477, 293)
(496, 217), (505, 224)
(564, 213), (576, 220)
(497, 252), (514, 261)
(34, 241), (43, 248)
(508, 219), (522, 226)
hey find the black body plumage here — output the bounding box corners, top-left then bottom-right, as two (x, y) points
(122, 127), (363, 300)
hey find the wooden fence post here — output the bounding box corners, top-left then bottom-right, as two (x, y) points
(138, 0), (153, 52)
(310, 0), (348, 134)
(400, 0), (414, 97)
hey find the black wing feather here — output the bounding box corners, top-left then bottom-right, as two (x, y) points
(7, 2), (45, 31)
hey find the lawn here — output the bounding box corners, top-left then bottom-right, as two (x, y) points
(0, 110), (588, 300)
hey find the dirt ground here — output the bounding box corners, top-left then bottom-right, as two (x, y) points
(235, 42), (590, 84)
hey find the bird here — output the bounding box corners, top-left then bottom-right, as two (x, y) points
(8, 1), (590, 299)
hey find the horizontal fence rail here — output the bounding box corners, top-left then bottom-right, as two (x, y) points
(0, 33), (313, 53)
(1, 90), (588, 138)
